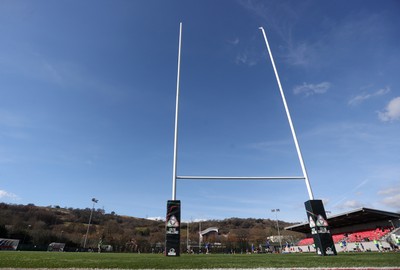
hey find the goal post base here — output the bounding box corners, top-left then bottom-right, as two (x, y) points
(304, 200), (337, 256)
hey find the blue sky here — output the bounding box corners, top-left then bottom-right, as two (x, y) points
(0, 0), (399, 223)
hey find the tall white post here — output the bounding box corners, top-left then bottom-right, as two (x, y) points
(83, 198), (98, 248)
(199, 222), (202, 252)
(187, 222), (189, 251)
(172, 22), (183, 201)
(272, 209), (282, 252)
(259, 27), (314, 200)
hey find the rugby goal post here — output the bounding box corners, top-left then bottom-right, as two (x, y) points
(165, 23), (336, 257)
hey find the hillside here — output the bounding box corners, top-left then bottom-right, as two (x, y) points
(0, 203), (304, 252)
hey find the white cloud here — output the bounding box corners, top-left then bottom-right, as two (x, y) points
(348, 86), (390, 106)
(381, 194), (400, 209)
(378, 184), (400, 208)
(0, 189), (19, 200)
(293, 82), (331, 96)
(378, 96), (400, 122)
(378, 186), (400, 195)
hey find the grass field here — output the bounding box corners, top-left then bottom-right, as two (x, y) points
(0, 251), (400, 269)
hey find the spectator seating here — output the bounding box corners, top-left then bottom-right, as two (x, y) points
(297, 227), (393, 246)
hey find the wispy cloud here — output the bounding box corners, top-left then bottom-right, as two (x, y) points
(0, 44), (64, 85)
(348, 86), (390, 106)
(0, 110), (30, 140)
(235, 51), (258, 66)
(247, 138), (293, 154)
(228, 37), (240, 45)
(0, 189), (19, 200)
(378, 96), (400, 122)
(284, 41), (313, 67)
(238, 0), (315, 67)
(332, 179), (369, 210)
(226, 33), (260, 67)
(0, 110), (27, 128)
(353, 179), (369, 192)
(378, 185), (400, 195)
(335, 200), (365, 210)
(293, 82), (331, 96)
(0, 43), (123, 102)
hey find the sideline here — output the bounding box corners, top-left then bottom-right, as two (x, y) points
(0, 267), (400, 270)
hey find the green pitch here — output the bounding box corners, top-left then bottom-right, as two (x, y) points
(0, 251), (399, 269)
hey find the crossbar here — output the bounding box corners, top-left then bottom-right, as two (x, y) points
(177, 176), (305, 180)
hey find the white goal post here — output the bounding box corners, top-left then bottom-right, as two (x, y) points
(171, 23), (315, 201)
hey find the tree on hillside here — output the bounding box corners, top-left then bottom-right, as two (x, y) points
(0, 224), (8, 238)
(0, 203), (304, 252)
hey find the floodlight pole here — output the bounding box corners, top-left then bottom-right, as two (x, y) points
(83, 198), (98, 249)
(259, 27), (314, 200)
(172, 22), (183, 201)
(199, 222), (202, 252)
(187, 222), (189, 251)
(271, 209), (282, 252)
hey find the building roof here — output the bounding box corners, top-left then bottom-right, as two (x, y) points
(200, 227), (219, 236)
(285, 207), (400, 234)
